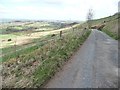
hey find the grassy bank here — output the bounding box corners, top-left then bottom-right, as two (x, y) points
(2, 28), (91, 88)
(33, 29), (91, 87)
(1, 35), (52, 62)
(101, 16), (119, 40)
(102, 29), (120, 40)
(1, 30), (67, 62)
(90, 13), (119, 40)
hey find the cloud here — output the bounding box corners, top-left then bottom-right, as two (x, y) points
(11, 0), (35, 3)
(0, 5), (5, 13)
(0, 0), (119, 20)
(43, 0), (63, 5)
(0, 4), (14, 14)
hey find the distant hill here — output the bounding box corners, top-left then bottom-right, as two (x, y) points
(91, 13), (119, 33)
(0, 19), (15, 23)
(77, 12), (120, 39)
(79, 13), (120, 33)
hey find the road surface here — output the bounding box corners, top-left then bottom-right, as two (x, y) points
(44, 29), (118, 88)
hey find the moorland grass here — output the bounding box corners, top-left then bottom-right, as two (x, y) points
(2, 28), (91, 88)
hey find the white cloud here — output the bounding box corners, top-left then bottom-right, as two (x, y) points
(11, 0), (35, 2)
(0, 0), (119, 20)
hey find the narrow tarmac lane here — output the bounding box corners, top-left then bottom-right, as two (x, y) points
(44, 30), (118, 88)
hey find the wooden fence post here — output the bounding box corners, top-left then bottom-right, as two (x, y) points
(14, 40), (17, 61)
(60, 31), (62, 38)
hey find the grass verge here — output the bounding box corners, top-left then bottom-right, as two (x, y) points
(2, 29), (91, 88)
(102, 29), (120, 40)
(33, 30), (91, 87)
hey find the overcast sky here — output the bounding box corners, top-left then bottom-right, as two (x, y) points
(0, 0), (119, 21)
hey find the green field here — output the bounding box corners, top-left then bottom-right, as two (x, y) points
(1, 22), (79, 62)
(2, 13), (119, 87)
(80, 13), (120, 40)
(2, 20), (91, 88)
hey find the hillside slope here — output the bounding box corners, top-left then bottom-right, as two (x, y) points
(2, 24), (91, 88)
(79, 13), (120, 40)
(45, 30), (118, 88)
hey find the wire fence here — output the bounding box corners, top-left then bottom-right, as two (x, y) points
(1, 27), (89, 63)
(1, 26), (91, 88)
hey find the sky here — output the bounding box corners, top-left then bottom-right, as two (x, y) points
(0, 0), (119, 21)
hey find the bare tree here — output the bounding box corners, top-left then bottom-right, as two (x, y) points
(87, 9), (94, 29)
